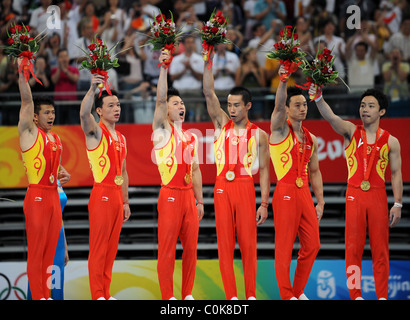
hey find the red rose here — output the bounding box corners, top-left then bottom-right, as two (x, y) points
(202, 26), (209, 32)
(279, 30), (284, 37)
(211, 27), (219, 34)
(326, 55), (333, 62)
(216, 10), (222, 17)
(292, 47), (297, 53)
(156, 14), (165, 23)
(274, 43), (280, 50)
(88, 43), (96, 51)
(91, 54), (98, 61)
(25, 25), (31, 32)
(155, 31), (159, 37)
(10, 26), (16, 34)
(323, 48), (331, 56)
(16, 25), (23, 31)
(7, 38), (14, 45)
(217, 16), (225, 25)
(293, 33), (298, 40)
(162, 27), (170, 34)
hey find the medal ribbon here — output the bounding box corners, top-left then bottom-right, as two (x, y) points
(361, 126), (381, 183)
(99, 122), (122, 181)
(287, 120), (307, 182)
(228, 121), (252, 174)
(171, 123), (192, 182)
(39, 128), (59, 185)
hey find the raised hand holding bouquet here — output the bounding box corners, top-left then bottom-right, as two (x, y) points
(5, 23), (45, 84)
(198, 9), (231, 69)
(78, 36), (120, 97)
(146, 12), (185, 69)
(296, 45), (348, 101)
(266, 25), (305, 81)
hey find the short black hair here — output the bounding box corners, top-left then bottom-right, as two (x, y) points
(228, 86), (252, 105)
(360, 88), (389, 115)
(33, 96), (55, 115)
(94, 90), (119, 111)
(167, 87), (181, 102)
(286, 86), (304, 106)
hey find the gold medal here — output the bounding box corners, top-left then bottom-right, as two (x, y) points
(114, 175), (124, 185)
(49, 174), (55, 184)
(360, 180), (370, 191)
(184, 173), (191, 184)
(296, 177), (303, 188)
(226, 171), (235, 181)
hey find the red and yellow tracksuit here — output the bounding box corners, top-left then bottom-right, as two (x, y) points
(345, 125), (390, 299)
(269, 123), (320, 300)
(21, 128), (63, 300)
(154, 124), (199, 300)
(86, 123), (127, 300)
(213, 120), (259, 300)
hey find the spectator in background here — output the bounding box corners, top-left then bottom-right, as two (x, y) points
(51, 48), (79, 124)
(378, 0), (402, 34)
(169, 34), (204, 121)
(295, 16), (314, 56)
(0, 0), (19, 39)
(72, 18), (95, 92)
(244, 0), (258, 41)
(248, 22), (276, 68)
(212, 43), (241, 93)
(54, 0), (79, 58)
(225, 25), (243, 57)
(107, 0), (127, 42)
(253, 0), (287, 31)
(140, 0), (160, 23)
(29, 55), (53, 93)
(235, 47), (266, 120)
(28, 0), (53, 35)
(314, 18), (346, 80)
(99, 11), (122, 50)
(51, 48), (79, 102)
(346, 41), (377, 94)
(384, 17), (410, 63)
(43, 32), (62, 70)
(219, 0), (245, 32)
(382, 48), (409, 103)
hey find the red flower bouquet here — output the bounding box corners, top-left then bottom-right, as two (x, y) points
(78, 36), (121, 97)
(145, 11), (185, 69)
(296, 45), (347, 101)
(197, 9), (231, 69)
(266, 25), (305, 81)
(5, 23), (44, 84)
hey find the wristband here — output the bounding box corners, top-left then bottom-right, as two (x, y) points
(393, 202), (403, 208)
(314, 95), (323, 102)
(261, 201), (269, 208)
(196, 202), (204, 206)
(123, 202), (129, 205)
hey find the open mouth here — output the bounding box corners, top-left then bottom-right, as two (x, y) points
(179, 111), (185, 118)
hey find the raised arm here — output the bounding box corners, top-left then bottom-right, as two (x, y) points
(17, 57), (37, 149)
(310, 85), (356, 143)
(270, 65), (289, 135)
(152, 49), (171, 132)
(202, 49), (229, 130)
(388, 135), (402, 228)
(79, 74), (103, 149)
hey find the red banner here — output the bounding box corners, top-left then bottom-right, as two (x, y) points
(1, 118), (409, 188)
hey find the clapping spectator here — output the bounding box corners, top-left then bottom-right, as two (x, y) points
(29, 56), (53, 93)
(51, 48), (79, 102)
(253, 0), (287, 31)
(382, 48), (409, 102)
(212, 43), (240, 92)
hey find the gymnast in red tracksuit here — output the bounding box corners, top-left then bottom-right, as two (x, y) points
(80, 75), (131, 300)
(312, 86), (402, 300)
(202, 49), (270, 300)
(269, 65), (324, 300)
(17, 57), (70, 300)
(152, 49), (204, 300)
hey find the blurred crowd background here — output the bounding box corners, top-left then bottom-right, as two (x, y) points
(1, 0), (410, 125)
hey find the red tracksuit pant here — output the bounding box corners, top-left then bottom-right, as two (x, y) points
(24, 185), (62, 300)
(214, 177), (257, 300)
(272, 182), (320, 300)
(88, 183), (123, 300)
(157, 186), (199, 300)
(345, 185), (389, 300)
